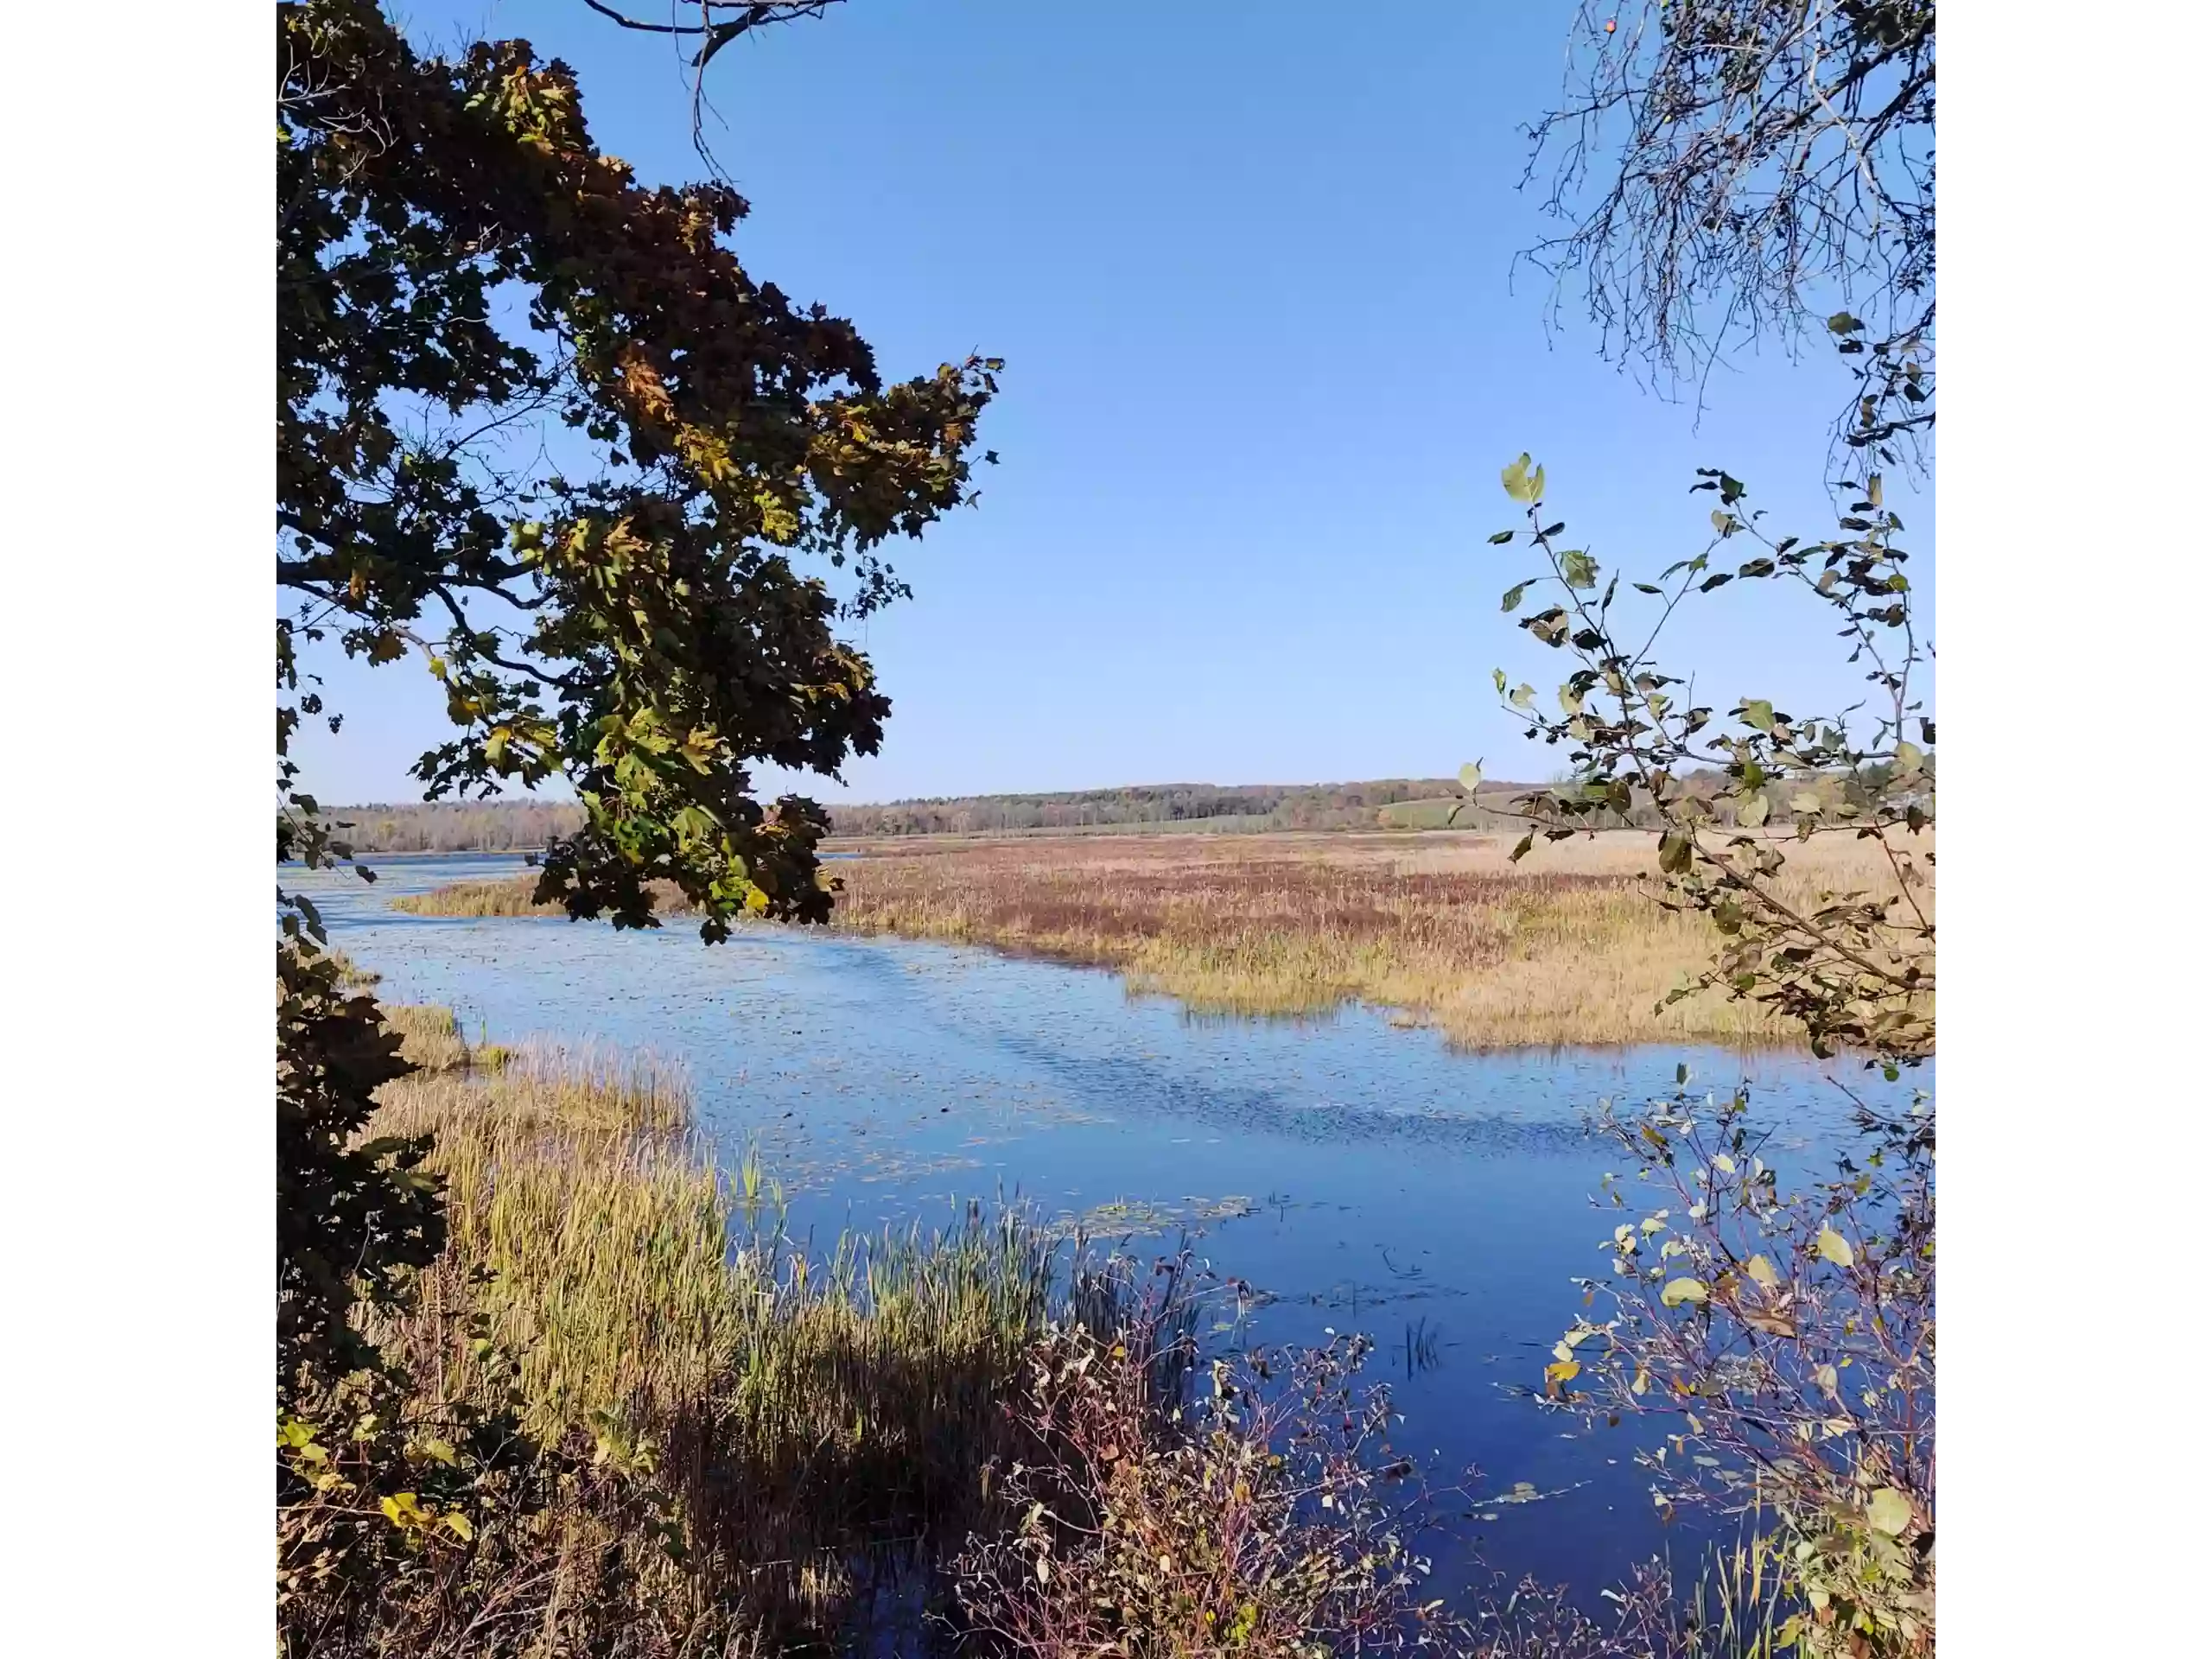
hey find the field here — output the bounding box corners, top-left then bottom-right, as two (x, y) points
(397, 829), (1923, 1049)
(829, 830), (1918, 1048)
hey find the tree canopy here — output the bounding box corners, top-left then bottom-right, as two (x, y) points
(277, 0), (998, 938)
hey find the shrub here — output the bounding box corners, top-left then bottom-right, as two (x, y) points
(1543, 1082), (1934, 1656)
(952, 1313), (1442, 1657)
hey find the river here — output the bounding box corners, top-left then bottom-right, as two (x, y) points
(293, 850), (1887, 1603)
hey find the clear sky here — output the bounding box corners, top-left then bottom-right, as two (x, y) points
(295, 0), (1933, 804)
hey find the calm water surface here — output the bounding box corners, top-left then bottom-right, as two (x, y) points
(296, 852), (1891, 1601)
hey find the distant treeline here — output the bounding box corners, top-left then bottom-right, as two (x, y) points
(837, 764), (1929, 838)
(331, 766), (1921, 852)
(823, 779), (1510, 837)
(333, 800), (586, 854)
(331, 780), (1520, 851)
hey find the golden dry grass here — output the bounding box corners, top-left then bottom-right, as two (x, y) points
(364, 1017), (1075, 1629)
(828, 829), (1920, 1049)
(389, 877), (564, 918)
(379, 1001), (475, 1071)
(391, 876), (696, 918)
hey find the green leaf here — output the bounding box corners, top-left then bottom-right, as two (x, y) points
(1866, 1488), (1912, 1535)
(1815, 1225), (1855, 1268)
(1488, 530), (1515, 544)
(1660, 1278), (1709, 1308)
(1459, 761), (1484, 792)
(1737, 792), (1770, 828)
(1501, 582), (1529, 613)
(1510, 832), (1535, 862)
(1827, 312), (1864, 335)
(1560, 550), (1598, 589)
(1741, 699), (1775, 732)
(1492, 667), (1508, 694)
(1657, 831), (1692, 874)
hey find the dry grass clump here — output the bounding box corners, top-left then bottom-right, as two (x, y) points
(391, 876), (697, 919)
(390, 878), (564, 918)
(325, 947), (382, 988)
(382, 1001), (476, 1072)
(830, 830), (1918, 1049)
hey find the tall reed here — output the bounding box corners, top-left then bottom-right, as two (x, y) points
(363, 1014), (1103, 1637)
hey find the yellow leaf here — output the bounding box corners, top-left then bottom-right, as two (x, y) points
(1745, 1254), (1779, 1288)
(1815, 1226), (1855, 1268)
(1660, 1278), (1709, 1308)
(1867, 1488), (1913, 1535)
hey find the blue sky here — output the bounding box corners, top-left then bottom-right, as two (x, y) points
(296, 0), (1932, 804)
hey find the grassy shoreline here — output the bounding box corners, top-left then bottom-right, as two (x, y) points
(305, 1002), (1798, 1655)
(350, 1009), (1106, 1643)
(393, 829), (1923, 1048)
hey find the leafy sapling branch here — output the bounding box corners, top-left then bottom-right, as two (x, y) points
(1484, 451), (1933, 1068)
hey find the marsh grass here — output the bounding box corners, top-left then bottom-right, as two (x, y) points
(391, 876), (697, 918)
(829, 830), (1918, 1048)
(390, 878), (566, 918)
(364, 1014), (1102, 1637)
(380, 1002), (474, 1072)
(327, 947), (382, 988)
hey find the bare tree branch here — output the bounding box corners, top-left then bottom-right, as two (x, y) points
(1519, 2), (1936, 464)
(575, 3), (842, 180)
